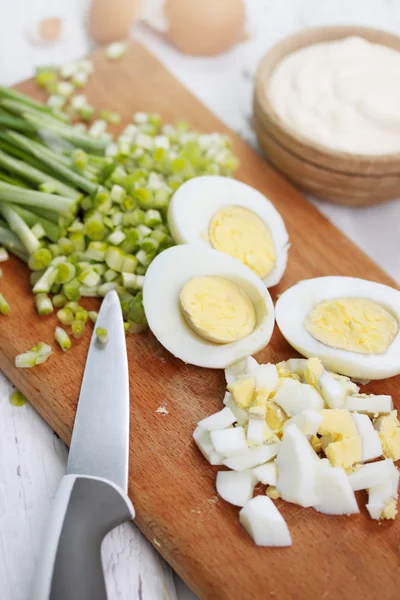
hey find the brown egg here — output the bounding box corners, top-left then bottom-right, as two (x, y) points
(164, 0), (246, 56)
(89, 0), (142, 44)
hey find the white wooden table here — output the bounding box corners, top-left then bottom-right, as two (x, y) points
(1, 1), (400, 599)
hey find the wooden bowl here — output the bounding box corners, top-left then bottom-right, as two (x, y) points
(253, 26), (400, 206)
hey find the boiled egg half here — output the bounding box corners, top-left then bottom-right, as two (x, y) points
(143, 245), (275, 368)
(167, 176), (289, 287)
(276, 276), (400, 380)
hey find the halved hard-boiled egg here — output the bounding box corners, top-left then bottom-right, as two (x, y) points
(276, 276), (400, 380)
(143, 245), (275, 368)
(167, 176), (289, 287)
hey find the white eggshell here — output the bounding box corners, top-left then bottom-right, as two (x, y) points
(352, 413), (383, 462)
(314, 459), (359, 515)
(239, 496), (292, 547)
(252, 461), (278, 485)
(143, 245), (275, 369)
(275, 276), (400, 380)
(283, 409), (322, 437)
(223, 443), (280, 472)
(193, 425), (223, 465)
(167, 176), (290, 287)
(276, 424), (320, 507)
(273, 379), (324, 416)
(223, 392), (248, 426)
(210, 427), (248, 457)
(366, 463), (399, 520)
(224, 356), (259, 384)
(348, 459), (395, 491)
(343, 394), (393, 415)
(216, 470), (256, 507)
(198, 406), (237, 431)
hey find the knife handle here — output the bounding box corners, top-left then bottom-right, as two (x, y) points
(32, 474), (135, 600)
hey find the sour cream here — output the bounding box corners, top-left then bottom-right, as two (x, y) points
(267, 36), (400, 155)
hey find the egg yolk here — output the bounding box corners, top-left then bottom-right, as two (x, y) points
(208, 206), (276, 278)
(305, 298), (398, 354)
(180, 276), (256, 344)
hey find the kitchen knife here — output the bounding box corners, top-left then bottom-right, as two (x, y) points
(33, 290), (134, 600)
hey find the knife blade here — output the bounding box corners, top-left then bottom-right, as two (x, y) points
(33, 291), (135, 600)
(67, 289), (130, 491)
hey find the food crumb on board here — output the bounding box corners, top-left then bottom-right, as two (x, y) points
(208, 496), (219, 505)
(156, 403), (169, 416)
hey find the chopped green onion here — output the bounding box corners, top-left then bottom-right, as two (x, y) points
(57, 307), (74, 325)
(100, 110), (121, 125)
(122, 254), (138, 273)
(57, 81), (74, 98)
(15, 342), (52, 368)
(107, 230), (126, 246)
(32, 265), (57, 293)
(136, 249), (154, 267)
(85, 241), (108, 261)
(31, 222), (46, 239)
(69, 231), (86, 252)
(106, 42), (127, 60)
(144, 209), (162, 227)
(52, 293), (67, 308)
(65, 301), (79, 312)
(105, 246), (125, 272)
(78, 104), (94, 122)
(0, 292), (10, 315)
(63, 279), (81, 301)
(80, 286), (99, 297)
(98, 281), (118, 297)
(79, 269), (100, 287)
(35, 293), (53, 316)
(55, 262), (76, 284)
(88, 310), (98, 323)
(9, 390), (27, 407)
(72, 72), (88, 88)
(104, 268), (118, 282)
(55, 326), (72, 352)
(47, 95), (66, 110)
(0, 247), (9, 262)
(89, 120), (107, 138)
(71, 319), (85, 339)
(96, 327), (109, 344)
(0, 203), (40, 254)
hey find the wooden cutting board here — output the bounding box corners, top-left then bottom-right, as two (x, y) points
(1, 42), (399, 600)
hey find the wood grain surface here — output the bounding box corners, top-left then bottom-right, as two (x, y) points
(253, 26), (400, 206)
(1, 42), (399, 600)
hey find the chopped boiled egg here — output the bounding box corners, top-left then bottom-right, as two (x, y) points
(167, 176), (290, 287)
(227, 376), (256, 409)
(276, 424), (320, 507)
(366, 462), (399, 520)
(216, 470), (257, 507)
(273, 378), (324, 416)
(252, 461), (278, 485)
(239, 496), (292, 547)
(223, 392), (248, 426)
(343, 393), (394, 415)
(143, 245), (275, 368)
(275, 276), (400, 380)
(247, 418), (274, 446)
(373, 411), (400, 461)
(352, 413), (383, 462)
(323, 435), (362, 469)
(193, 426), (223, 465)
(246, 363), (279, 391)
(314, 459), (359, 515)
(318, 409), (358, 439)
(348, 459), (396, 491)
(225, 356), (259, 384)
(283, 409), (322, 437)
(223, 443), (279, 471)
(265, 400), (288, 434)
(198, 406), (237, 431)
(210, 427), (248, 457)
(304, 357), (346, 408)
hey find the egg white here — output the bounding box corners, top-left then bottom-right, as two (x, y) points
(167, 176), (289, 287)
(275, 276), (400, 380)
(143, 245), (275, 369)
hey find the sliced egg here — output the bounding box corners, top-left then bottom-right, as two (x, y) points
(223, 392), (248, 426)
(216, 470), (256, 507)
(275, 276), (400, 380)
(343, 393), (393, 415)
(143, 245), (275, 368)
(239, 496), (292, 547)
(352, 413), (383, 462)
(366, 462), (399, 520)
(193, 425), (223, 465)
(210, 427), (248, 457)
(198, 406), (237, 431)
(167, 176), (289, 287)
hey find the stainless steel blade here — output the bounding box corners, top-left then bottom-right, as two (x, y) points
(67, 290), (130, 492)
